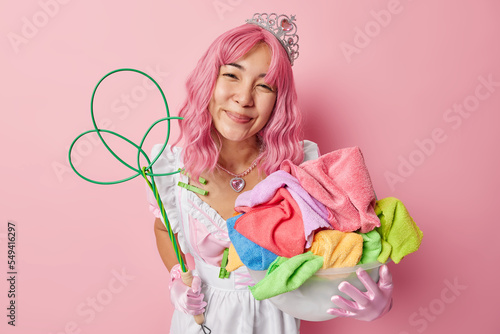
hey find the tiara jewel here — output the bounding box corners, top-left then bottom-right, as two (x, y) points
(246, 13), (299, 66)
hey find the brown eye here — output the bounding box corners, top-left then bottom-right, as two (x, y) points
(258, 84), (274, 92)
(223, 73), (238, 79)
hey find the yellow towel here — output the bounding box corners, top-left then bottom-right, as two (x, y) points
(309, 230), (363, 269)
(226, 244), (245, 272)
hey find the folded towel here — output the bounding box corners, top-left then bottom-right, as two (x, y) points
(375, 197), (423, 263)
(225, 244), (244, 272)
(358, 229), (382, 264)
(235, 170), (331, 248)
(280, 147), (379, 233)
(308, 230), (364, 269)
(226, 214), (278, 271)
(249, 252), (324, 300)
(234, 188), (306, 258)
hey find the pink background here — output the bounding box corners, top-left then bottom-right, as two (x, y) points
(1, 0), (499, 333)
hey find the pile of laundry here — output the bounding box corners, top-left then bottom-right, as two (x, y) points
(225, 147), (423, 300)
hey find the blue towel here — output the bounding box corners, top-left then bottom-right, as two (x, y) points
(227, 214), (278, 271)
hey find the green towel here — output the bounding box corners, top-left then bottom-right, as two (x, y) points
(249, 251), (324, 300)
(377, 239), (392, 263)
(358, 229), (382, 264)
(375, 197), (423, 263)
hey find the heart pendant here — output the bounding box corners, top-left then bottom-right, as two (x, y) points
(230, 177), (245, 193)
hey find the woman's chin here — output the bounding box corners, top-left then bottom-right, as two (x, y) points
(216, 129), (257, 144)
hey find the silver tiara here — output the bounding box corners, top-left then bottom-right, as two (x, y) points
(246, 13), (299, 66)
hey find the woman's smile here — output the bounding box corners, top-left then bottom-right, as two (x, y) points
(225, 110), (253, 124)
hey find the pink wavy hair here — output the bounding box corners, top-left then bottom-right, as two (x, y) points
(174, 23), (304, 182)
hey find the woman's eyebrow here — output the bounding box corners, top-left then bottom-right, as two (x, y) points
(225, 63), (267, 78)
(226, 63), (244, 70)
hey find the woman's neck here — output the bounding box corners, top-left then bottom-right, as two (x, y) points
(216, 135), (261, 174)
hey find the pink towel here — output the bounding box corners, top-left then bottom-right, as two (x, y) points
(280, 147), (379, 233)
(234, 188), (306, 258)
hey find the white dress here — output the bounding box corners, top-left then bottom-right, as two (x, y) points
(148, 141), (320, 334)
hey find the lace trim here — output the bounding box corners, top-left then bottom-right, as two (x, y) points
(185, 191), (230, 242)
(151, 144), (229, 244)
(149, 144), (188, 252)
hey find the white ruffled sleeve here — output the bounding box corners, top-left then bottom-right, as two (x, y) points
(145, 144), (189, 253)
(302, 140), (320, 162)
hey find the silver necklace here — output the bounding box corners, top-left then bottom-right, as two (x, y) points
(216, 154), (262, 192)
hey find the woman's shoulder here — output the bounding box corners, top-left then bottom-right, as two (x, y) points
(302, 140), (320, 162)
(150, 144), (183, 172)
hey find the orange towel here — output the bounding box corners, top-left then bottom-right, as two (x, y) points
(309, 230), (363, 269)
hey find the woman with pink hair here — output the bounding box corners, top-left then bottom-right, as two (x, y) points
(148, 14), (392, 333)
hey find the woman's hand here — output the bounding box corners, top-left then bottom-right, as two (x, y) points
(327, 264), (393, 321)
(169, 264), (207, 316)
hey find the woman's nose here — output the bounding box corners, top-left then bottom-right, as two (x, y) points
(233, 85), (254, 107)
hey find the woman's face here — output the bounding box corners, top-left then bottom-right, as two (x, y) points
(208, 43), (277, 143)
